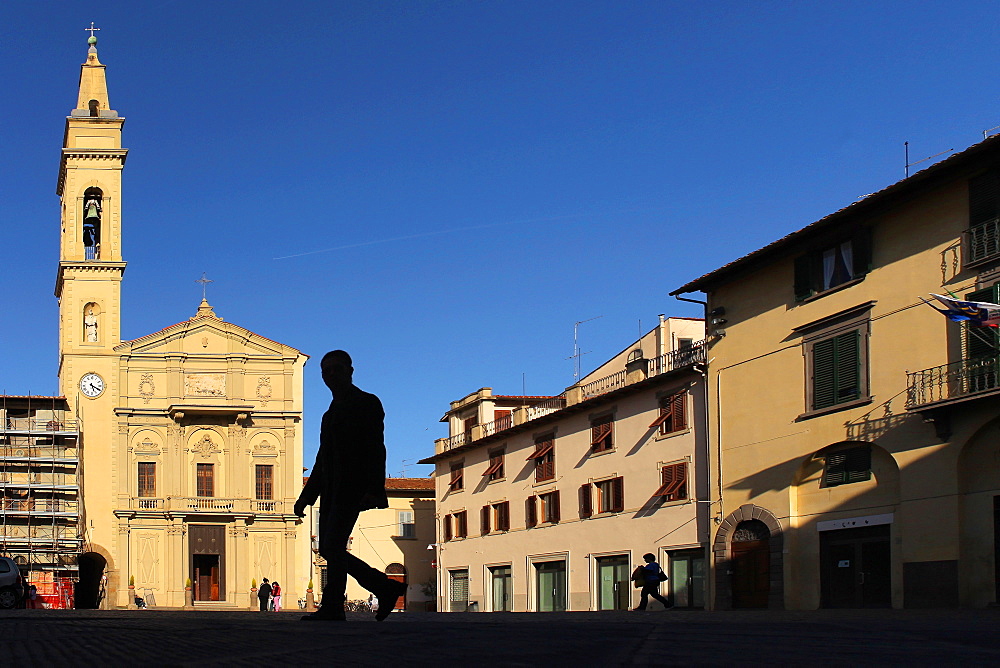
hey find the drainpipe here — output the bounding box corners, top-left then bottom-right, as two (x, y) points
(673, 293), (721, 609)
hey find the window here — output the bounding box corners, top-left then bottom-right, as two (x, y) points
(255, 464), (273, 500)
(493, 409), (512, 432)
(196, 463), (214, 497)
(534, 491), (560, 524)
(963, 284), (1000, 392)
(449, 461), (464, 491)
(794, 229), (872, 301)
(650, 390), (687, 435)
(527, 435), (555, 482)
(137, 462), (156, 497)
(531, 493), (566, 526)
(967, 170), (1000, 264)
(443, 514), (453, 541)
(454, 510), (468, 538)
(595, 477), (625, 513)
(590, 415), (614, 453)
(811, 330), (861, 410)
(483, 448), (505, 481)
(654, 462), (688, 502)
(398, 510), (415, 539)
(482, 501), (510, 534)
(463, 416), (477, 442)
(823, 446), (871, 487)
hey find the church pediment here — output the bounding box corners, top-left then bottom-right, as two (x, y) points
(117, 318), (298, 358)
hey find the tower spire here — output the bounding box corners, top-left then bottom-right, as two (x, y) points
(74, 23), (113, 117)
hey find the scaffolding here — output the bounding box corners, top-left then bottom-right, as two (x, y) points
(0, 395), (83, 607)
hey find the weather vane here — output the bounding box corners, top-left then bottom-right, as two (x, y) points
(196, 272), (214, 301)
(85, 22), (101, 39)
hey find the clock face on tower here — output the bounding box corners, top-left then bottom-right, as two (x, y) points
(80, 372), (105, 398)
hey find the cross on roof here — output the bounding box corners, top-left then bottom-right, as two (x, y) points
(196, 272), (214, 301)
(85, 22), (101, 38)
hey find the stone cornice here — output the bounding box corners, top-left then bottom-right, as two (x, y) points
(54, 261), (127, 298)
(56, 148), (128, 195)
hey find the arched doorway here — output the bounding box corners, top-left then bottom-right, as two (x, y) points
(731, 520), (771, 608)
(385, 563), (407, 612)
(76, 552), (107, 609)
(713, 504), (784, 609)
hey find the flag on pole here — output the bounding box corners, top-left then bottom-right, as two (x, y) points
(926, 294), (1000, 327)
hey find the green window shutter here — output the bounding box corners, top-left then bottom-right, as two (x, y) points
(813, 331), (861, 410)
(851, 228), (873, 278)
(834, 330), (861, 403)
(845, 447), (872, 484)
(969, 170), (1000, 227)
(964, 284), (1000, 359)
(794, 254), (816, 301)
(824, 446), (871, 487)
(813, 337), (837, 409)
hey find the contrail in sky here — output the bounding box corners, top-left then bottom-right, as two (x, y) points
(272, 210), (645, 260)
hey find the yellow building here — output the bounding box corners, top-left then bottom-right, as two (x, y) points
(672, 133), (1000, 609)
(317, 477), (436, 612)
(57, 36), (307, 609)
(421, 317), (708, 612)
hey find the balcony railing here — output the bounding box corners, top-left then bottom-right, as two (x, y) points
(123, 496), (286, 514)
(906, 356), (1000, 408)
(525, 396), (566, 420)
(580, 370), (627, 399)
(440, 432), (469, 452)
(649, 340), (707, 378)
(967, 218), (1000, 265)
(481, 413), (513, 438)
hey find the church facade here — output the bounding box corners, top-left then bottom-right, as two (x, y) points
(57, 36), (308, 609)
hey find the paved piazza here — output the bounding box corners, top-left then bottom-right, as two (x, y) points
(1, 608), (998, 666)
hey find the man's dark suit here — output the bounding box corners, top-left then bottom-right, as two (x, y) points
(298, 384), (392, 607)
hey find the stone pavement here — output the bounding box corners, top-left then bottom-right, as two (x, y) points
(1, 607), (998, 666)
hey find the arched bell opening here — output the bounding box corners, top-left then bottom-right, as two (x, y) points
(82, 187), (103, 260)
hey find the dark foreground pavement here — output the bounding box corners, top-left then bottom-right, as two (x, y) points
(1, 608), (998, 666)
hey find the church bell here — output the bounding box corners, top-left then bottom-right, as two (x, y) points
(85, 201), (100, 223)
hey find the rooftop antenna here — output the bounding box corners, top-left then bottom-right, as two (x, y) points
(567, 315), (603, 382)
(984, 125), (1000, 140)
(905, 141), (954, 178)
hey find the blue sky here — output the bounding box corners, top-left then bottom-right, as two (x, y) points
(4, 1), (999, 475)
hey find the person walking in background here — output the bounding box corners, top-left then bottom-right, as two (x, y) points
(258, 578), (272, 612)
(295, 350), (407, 622)
(634, 553), (672, 611)
(271, 581), (282, 612)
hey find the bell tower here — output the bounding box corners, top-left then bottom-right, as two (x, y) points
(55, 30), (128, 398)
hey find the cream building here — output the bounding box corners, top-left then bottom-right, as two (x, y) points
(421, 317), (708, 612)
(55, 36), (308, 609)
(672, 131), (1000, 609)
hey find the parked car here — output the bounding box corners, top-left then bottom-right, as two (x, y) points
(0, 557), (26, 609)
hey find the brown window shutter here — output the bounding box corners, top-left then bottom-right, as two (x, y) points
(551, 491), (561, 523)
(526, 496), (537, 528)
(672, 391), (687, 431)
(457, 511), (467, 538)
(444, 514), (452, 541)
(612, 476), (624, 513)
(499, 502), (510, 531)
(481, 505), (491, 535)
(591, 420), (612, 450)
(579, 483), (593, 518)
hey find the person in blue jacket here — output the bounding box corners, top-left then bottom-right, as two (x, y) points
(634, 553), (672, 611)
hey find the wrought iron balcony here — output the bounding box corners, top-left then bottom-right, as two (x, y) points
(906, 356), (1000, 409)
(966, 218), (1000, 265)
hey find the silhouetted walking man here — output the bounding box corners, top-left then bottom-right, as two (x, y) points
(295, 350), (406, 621)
